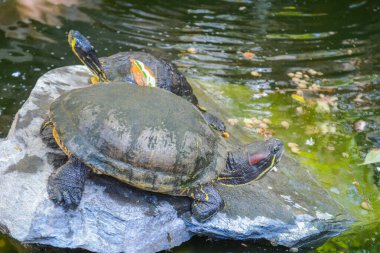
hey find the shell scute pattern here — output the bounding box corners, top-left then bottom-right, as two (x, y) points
(50, 83), (226, 193)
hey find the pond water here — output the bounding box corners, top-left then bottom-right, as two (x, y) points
(0, 0), (379, 252)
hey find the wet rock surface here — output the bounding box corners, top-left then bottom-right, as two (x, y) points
(0, 66), (352, 253)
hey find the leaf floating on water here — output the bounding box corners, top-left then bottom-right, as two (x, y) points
(296, 106), (304, 115)
(288, 142), (301, 154)
(227, 118), (238, 126)
(291, 77), (301, 83)
(315, 95), (338, 113)
(252, 92), (268, 99)
(297, 80), (308, 89)
(187, 47), (197, 54)
(242, 117), (274, 137)
(354, 120), (366, 132)
(361, 148), (380, 165)
(360, 201), (373, 211)
(291, 147), (301, 154)
(353, 93), (366, 104)
(318, 122), (337, 134)
(307, 69), (318, 76)
(315, 100), (330, 113)
(258, 122), (269, 129)
(243, 118), (254, 128)
(291, 94), (305, 103)
(262, 118), (271, 124)
(258, 128), (274, 137)
(240, 242), (248, 247)
(295, 71), (303, 78)
(243, 118), (253, 124)
(281, 121), (290, 129)
(309, 83), (321, 92)
(243, 52), (254, 58)
(305, 125), (319, 135)
(250, 71), (262, 77)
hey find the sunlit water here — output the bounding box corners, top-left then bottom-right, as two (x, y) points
(0, 0), (379, 252)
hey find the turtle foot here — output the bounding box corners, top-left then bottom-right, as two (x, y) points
(46, 151), (68, 169)
(47, 157), (90, 208)
(202, 111), (228, 137)
(190, 184), (224, 222)
(48, 181), (83, 208)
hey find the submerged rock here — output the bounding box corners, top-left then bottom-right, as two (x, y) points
(0, 66), (352, 253)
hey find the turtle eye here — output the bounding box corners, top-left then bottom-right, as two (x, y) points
(273, 145), (280, 153)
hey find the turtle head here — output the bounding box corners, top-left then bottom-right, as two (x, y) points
(218, 138), (284, 186)
(68, 30), (107, 81)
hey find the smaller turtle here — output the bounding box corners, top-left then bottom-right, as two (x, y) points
(68, 30), (228, 138)
(42, 83), (284, 222)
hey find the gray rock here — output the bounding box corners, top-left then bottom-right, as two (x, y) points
(0, 66), (190, 253)
(0, 66), (352, 253)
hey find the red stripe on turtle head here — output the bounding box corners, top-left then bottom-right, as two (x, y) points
(248, 153), (266, 165)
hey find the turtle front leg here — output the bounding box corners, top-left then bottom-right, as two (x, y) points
(47, 157), (90, 208)
(201, 111), (229, 138)
(40, 119), (59, 149)
(188, 183), (224, 222)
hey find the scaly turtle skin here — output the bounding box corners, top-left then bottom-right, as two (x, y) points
(68, 30), (228, 137)
(42, 82), (284, 222)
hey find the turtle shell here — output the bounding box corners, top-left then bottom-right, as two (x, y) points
(101, 51), (199, 105)
(50, 82), (227, 194)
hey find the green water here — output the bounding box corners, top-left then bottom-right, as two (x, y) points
(0, 0), (379, 252)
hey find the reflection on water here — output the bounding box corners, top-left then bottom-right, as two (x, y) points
(0, 0), (95, 41)
(0, 0), (379, 252)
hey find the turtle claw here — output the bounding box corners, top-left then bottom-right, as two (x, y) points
(190, 184), (224, 222)
(192, 198), (224, 222)
(61, 191), (73, 206)
(47, 157), (89, 209)
(48, 177), (82, 208)
(65, 190), (80, 208)
(47, 184), (63, 204)
(70, 188), (83, 206)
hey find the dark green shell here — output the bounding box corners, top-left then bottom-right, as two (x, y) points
(50, 82), (226, 194)
(101, 51), (198, 105)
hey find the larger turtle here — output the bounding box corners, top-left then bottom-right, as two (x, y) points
(42, 82), (284, 222)
(68, 30), (228, 137)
